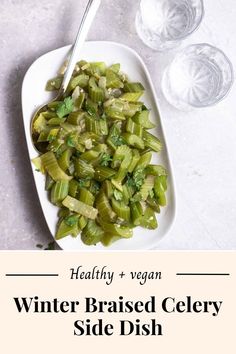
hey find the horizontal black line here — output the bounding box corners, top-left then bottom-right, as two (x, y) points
(5, 274), (59, 277)
(176, 273), (230, 276)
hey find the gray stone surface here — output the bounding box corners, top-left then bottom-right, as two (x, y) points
(0, 0), (236, 249)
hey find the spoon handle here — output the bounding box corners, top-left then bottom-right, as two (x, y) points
(59, 0), (101, 95)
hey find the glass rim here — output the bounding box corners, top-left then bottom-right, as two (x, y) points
(139, 0), (205, 42)
(163, 43), (234, 108)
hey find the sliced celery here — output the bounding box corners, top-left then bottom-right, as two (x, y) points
(140, 207), (158, 230)
(81, 220), (104, 246)
(62, 196), (98, 219)
(143, 131), (162, 152)
(75, 159), (95, 179)
(94, 166), (116, 182)
(56, 219), (79, 240)
(79, 188), (95, 206)
(132, 110), (155, 129)
(96, 191), (116, 222)
(111, 198), (130, 222)
(51, 181), (69, 205)
(41, 152), (72, 181)
(122, 133), (145, 150)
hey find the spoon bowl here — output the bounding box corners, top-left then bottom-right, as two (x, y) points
(30, 0), (101, 153)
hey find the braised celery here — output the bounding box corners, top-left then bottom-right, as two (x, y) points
(32, 59), (168, 246)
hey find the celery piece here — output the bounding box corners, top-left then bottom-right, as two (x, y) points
(67, 74), (89, 93)
(123, 82), (145, 93)
(58, 207), (70, 218)
(143, 131), (162, 152)
(122, 182), (135, 204)
(154, 176), (167, 207)
(74, 92), (86, 109)
(140, 207), (158, 230)
(42, 111), (58, 119)
(126, 118), (143, 137)
(79, 188), (95, 206)
(45, 174), (55, 191)
(98, 219), (133, 238)
(109, 63), (120, 73)
(132, 110), (155, 129)
(159, 175), (167, 191)
(94, 166), (116, 182)
(41, 152), (72, 181)
(47, 138), (64, 153)
(47, 118), (65, 126)
(96, 191), (116, 222)
(122, 133), (145, 150)
(85, 115), (108, 136)
(80, 150), (100, 163)
(67, 111), (85, 125)
(62, 196), (98, 219)
(111, 198), (130, 222)
(130, 202), (143, 226)
(78, 216), (88, 230)
(58, 149), (72, 172)
(33, 113), (47, 134)
(75, 159), (95, 179)
(121, 92), (143, 102)
(139, 175), (155, 201)
(134, 152), (152, 171)
(60, 122), (80, 133)
(81, 220), (104, 246)
(90, 62), (107, 76)
(47, 128), (60, 142)
(69, 179), (80, 198)
(128, 149), (140, 173)
(105, 106), (126, 120)
(37, 128), (51, 142)
(85, 98), (99, 118)
(111, 179), (123, 192)
(88, 77), (105, 103)
(46, 77), (63, 91)
(112, 145), (132, 184)
(102, 180), (114, 199)
(145, 164), (167, 177)
(51, 180), (69, 205)
(146, 196), (161, 213)
(55, 219), (79, 240)
(106, 69), (124, 89)
(123, 102), (143, 117)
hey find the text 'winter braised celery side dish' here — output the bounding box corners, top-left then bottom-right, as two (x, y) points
(32, 60), (168, 246)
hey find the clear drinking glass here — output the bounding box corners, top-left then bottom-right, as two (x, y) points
(135, 0), (204, 51)
(161, 44), (234, 110)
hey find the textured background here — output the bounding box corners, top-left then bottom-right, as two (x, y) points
(0, 0), (236, 249)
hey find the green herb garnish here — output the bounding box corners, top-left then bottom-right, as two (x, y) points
(56, 97), (74, 118)
(100, 153), (112, 167)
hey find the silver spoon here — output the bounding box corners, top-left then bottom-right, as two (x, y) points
(31, 0), (101, 152)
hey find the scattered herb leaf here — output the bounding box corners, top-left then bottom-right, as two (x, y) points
(44, 241), (56, 250)
(65, 215), (78, 227)
(56, 97), (74, 118)
(100, 153), (112, 167)
(133, 169), (145, 191)
(36, 244), (43, 249)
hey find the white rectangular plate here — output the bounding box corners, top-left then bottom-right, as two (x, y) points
(22, 41), (176, 250)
